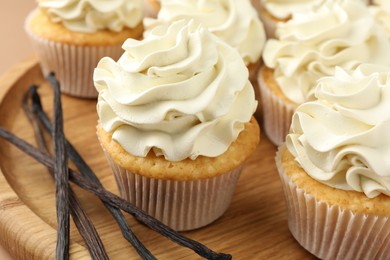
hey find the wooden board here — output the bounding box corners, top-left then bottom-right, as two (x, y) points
(0, 57), (315, 259)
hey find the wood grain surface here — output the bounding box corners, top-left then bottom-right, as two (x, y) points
(0, 57), (316, 259)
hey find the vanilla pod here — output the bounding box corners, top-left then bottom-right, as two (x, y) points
(0, 127), (232, 260)
(22, 88), (109, 260)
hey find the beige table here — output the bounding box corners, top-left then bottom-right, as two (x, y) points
(0, 1), (36, 259)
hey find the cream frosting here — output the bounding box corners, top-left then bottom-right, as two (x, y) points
(370, 0), (390, 38)
(262, 0), (390, 104)
(94, 19), (257, 161)
(143, 0), (266, 65)
(261, 0), (368, 20)
(262, 0), (325, 20)
(38, 0), (143, 33)
(287, 64), (390, 198)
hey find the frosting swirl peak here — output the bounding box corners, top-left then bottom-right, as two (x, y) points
(261, 0), (368, 20)
(94, 19), (257, 161)
(287, 64), (390, 198)
(262, 0), (325, 20)
(263, 0), (390, 104)
(144, 0), (266, 65)
(38, 0), (143, 33)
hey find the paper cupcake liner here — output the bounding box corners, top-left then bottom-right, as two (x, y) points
(25, 26), (124, 98)
(258, 68), (297, 146)
(275, 146), (390, 260)
(103, 150), (242, 231)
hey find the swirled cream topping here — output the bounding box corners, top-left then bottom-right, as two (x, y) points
(262, 0), (325, 20)
(263, 0), (390, 104)
(38, 0), (143, 33)
(261, 0), (368, 20)
(143, 0), (266, 65)
(370, 0), (390, 38)
(287, 64), (390, 198)
(94, 19), (257, 161)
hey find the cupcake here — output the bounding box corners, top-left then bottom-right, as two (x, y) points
(143, 0), (160, 17)
(25, 0), (144, 98)
(94, 20), (260, 231)
(259, 0), (370, 39)
(259, 0), (390, 146)
(143, 0), (266, 118)
(276, 63), (390, 259)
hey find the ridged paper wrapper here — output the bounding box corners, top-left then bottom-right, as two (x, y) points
(25, 17), (124, 98)
(275, 145), (390, 259)
(258, 67), (297, 146)
(102, 148), (243, 231)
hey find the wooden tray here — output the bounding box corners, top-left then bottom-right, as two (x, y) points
(0, 57), (315, 259)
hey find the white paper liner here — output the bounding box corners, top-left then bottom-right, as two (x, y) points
(25, 18), (124, 98)
(275, 146), (390, 259)
(103, 150), (242, 231)
(258, 67), (297, 146)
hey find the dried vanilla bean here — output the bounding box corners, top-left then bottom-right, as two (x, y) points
(22, 85), (48, 151)
(29, 86), (155, 260)
(47, 73), (70, 260)
(71, 174), (233, 260)
(22, 88), (109, 260)
(0, 127), (232, 260)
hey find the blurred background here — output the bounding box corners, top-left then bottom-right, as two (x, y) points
(0, 3), (36, 259)
(0, 1), (35, 75)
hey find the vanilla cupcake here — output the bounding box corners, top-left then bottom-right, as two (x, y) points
(259, 0), (390, 146)
(25, 0), (144, 98)
(259, 0), (369, 38)
(260, 0), (324, 39)
(94, 20), (260, 231)
(144, 0), (266, 118)
(276, 63), (390, 259)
